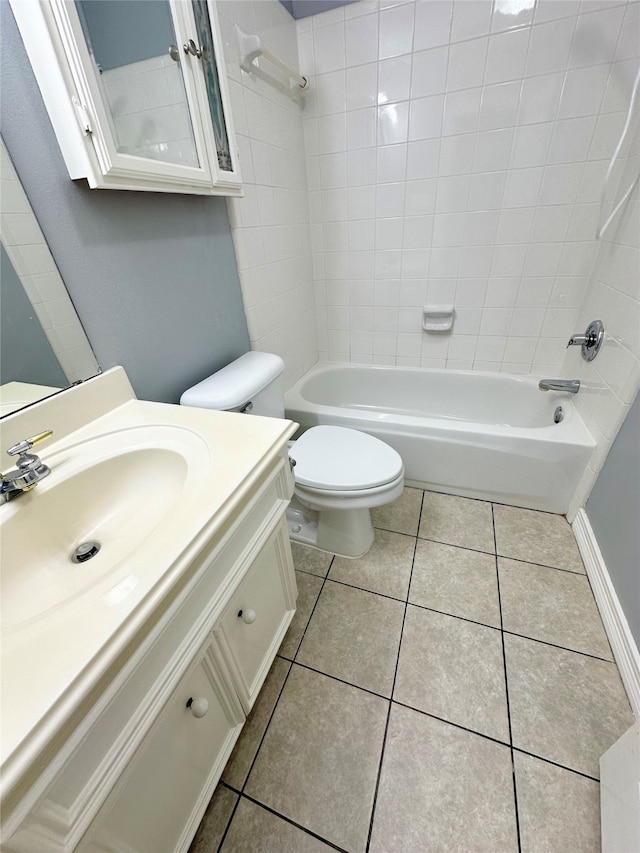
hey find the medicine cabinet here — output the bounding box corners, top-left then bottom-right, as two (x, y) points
(10, 0), (242, 196)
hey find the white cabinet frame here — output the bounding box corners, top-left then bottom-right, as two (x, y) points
(10, 0), (242, 196)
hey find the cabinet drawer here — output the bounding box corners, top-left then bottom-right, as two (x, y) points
(78, 642), (244, 853)
(214, 519), (296, 711)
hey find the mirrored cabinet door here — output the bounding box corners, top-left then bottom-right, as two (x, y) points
(76, 0), (202, 170)
(10, 0), (241, 196)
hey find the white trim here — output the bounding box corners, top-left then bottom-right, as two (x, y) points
(573, 509), (640, 719)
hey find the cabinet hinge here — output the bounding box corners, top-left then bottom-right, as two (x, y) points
(72, 96), (93, 135)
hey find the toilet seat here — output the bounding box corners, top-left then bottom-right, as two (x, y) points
(292, 425), (403, 491)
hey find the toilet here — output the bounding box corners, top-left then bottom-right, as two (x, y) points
(180, 352), (404, 558)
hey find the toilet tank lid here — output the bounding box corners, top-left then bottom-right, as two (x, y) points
(180, 351), (284, 410)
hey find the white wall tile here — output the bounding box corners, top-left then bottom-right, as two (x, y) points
(411, 47), (449, 98)
(478, 80), (521, 131)
(346, 63), (378, 109)
(510, 122), (553, 168)
(313, 22), (346, 73)
(451, 0), (492, 42)
(379, 3), (415, 59)
(518, 72), (564, 124)
(558, 64), (610, 118)
(294, 0), (638, 406)
(408, 95), (445, 140)
(345, 12), (379, 67)
(442, 88), (482, 135)
(484, 27), (529, 85)
(569, 5), (625, 68)
(446, 38), (488, 92)
(377, 102), (410, 145)
(525, 17), (576, 77)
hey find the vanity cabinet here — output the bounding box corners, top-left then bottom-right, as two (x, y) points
(77, 639), (244, 853)
(4, 455), (297, 853)
(10, 0), (242, 196)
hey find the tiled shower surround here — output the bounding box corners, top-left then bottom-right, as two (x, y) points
(218, 1), (318, 390)
(217, 0), (639, 508)
(298, 0), (639, 375)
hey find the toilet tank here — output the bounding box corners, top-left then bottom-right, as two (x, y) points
(180, 352), (285, 418)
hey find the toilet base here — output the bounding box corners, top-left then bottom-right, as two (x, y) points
(286, 497), (375, 559)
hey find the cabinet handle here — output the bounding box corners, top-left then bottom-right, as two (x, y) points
(183, 39), (203, 59)
(186, 697), (209, 718)
(238, 608), (256, 624)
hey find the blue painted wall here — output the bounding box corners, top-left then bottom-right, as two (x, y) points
(280, 0), (360, 20)
(0, 1), (250, 405)
(587, 392), (640, 648)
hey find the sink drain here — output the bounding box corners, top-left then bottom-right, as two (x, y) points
(71, 541), (101, 563)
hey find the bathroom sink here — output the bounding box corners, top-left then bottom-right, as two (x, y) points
(0, 425), (210, 630)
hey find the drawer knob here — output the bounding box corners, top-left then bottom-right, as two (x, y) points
(186, 697), (209, 718)
(238, 608), (256, 624)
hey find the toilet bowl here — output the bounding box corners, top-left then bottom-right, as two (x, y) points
(287, 424), (404, 557)
(180, 352), (404, 558)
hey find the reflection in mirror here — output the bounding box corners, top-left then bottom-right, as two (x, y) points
(75, 0), (200, 168)
(0, 139), (100, 417)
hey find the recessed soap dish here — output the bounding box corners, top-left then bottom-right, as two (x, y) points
(423, 305), (454, 332)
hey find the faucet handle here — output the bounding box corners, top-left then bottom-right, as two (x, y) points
(6, 430), (53, 457)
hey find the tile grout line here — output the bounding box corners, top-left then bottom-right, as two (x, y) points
(501, 629), (615, 665)
(377, 525), (586, 577)
(492, 502), (523, 853)
(235, 792), (350, 853)
(365, 494), (425, 853)
(511, 747), (600, 784)
(215, 556), (337, 853)
(297, 573), (614, 665)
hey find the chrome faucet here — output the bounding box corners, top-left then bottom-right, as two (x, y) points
(567, 320), (604, 361)
(0, 430), (53, 503)
(538, 379), (580, 394)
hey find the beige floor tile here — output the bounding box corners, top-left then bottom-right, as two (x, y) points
(394, 605), (510, 742)
(188, 785), (238, 853)
(514, 752), (600, 853)
(296, 580), (404, 696)
(499, 557), (612, 660)
(419, 491), (495, 553)
(222, 658), (291, 790)
(371, 486), (423, 535)
(410, 539), (500, 627)
(329, 528), (414, 600)
(278, 571), (324, 660)
(370, 704), (518, 853)
(505, 634), (633, 778)
(290, 542), (333, 577)
(245, 665), (388, 853)
(220, 797), (334, 852)
(493, 504), (584, 572)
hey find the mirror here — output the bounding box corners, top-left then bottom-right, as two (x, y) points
(75, 0), (201, 169)
(0, 139), (100, 417)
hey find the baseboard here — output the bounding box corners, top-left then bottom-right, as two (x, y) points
(573, 509), (640, 719)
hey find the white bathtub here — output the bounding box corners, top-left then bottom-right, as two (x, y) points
(284, 363), (595, 514)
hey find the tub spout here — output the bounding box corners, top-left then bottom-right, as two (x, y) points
(538, 379), (580, 394)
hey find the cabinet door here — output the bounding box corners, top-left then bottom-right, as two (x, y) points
(77, 642), (244, 853)
(214, 519), (297, 712)
(10, 0), (242, 195)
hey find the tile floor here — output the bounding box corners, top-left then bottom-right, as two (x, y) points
(190, 489), (634, 853)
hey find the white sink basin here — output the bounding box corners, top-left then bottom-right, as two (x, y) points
(0, 425), (210, 630)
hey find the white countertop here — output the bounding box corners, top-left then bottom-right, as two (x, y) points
(0, 369), (296, 806)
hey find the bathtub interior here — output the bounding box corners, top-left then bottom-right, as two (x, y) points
(284, 364), (595, 516)
(295, 364), (567, 428)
